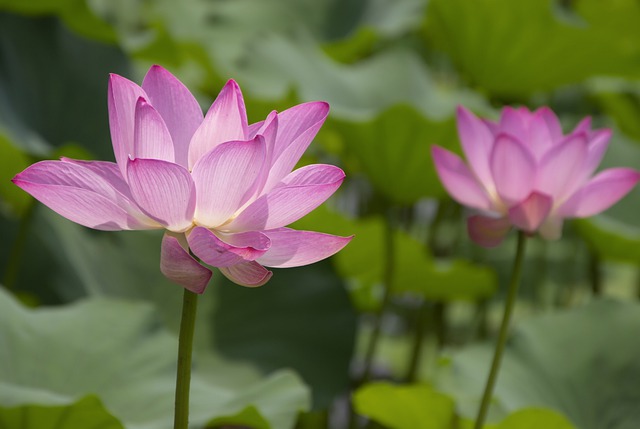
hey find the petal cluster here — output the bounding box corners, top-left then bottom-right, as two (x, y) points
(432, 106), (640, 247)
(13, 65), (352, 292)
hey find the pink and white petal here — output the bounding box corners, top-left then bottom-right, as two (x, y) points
(490, 134), (537, 204)
(467, 215), (512, 248)
(536, 107), (563, 143)
(161, 232), (212, 294)
(261, 102), (330, 192)
(60, 158), (133, 198)
(226, 164), (345, 232)
(527, 112), (554, 159)
(431, 146), (492, 211)
(249, 112), (279, 197)
(192, 136), (266, 228)
(219, 261), (273, 288)
(456, 106), (496, 190)
(141, 65), (204, 168)
(133, 98), (174, 162)
(188, 80), (249, 168)
(187, 227), (270, 267)
(536, 133), (588, 201)
(12, 161), (156, 230)
(499, 106), (529, 138)
(571, 117), (592, 135)
(108, 74), (148, 176)
(257, 228), (353, 268)
(507, 192), (552, 232)
(557, 168), (640, 218)
(127, 158), (195, 232)
(538, 216), (564, 240)
(582, 129), (611, 178)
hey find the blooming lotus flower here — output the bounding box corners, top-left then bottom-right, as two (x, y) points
(432, 106), (640, 247)
(13, 65), (352, 292)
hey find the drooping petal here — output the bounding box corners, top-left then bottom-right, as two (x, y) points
(225, 164), (345, 232)
(127, 158), (195, 232)
(507, 192), (552, 232)
(257, 228), (353, 268)
(141, 65), (204, 168)
(490, 133), (536, 204)
(558, 168), (640, 218)
(191, 136), (266, 228)
(188, 79), (249, 168)
(218, 261), (273, 288)
(456, 106), (495, 191)
(467, 215), (512, 248)
(536, 133), (587, 201)
(160, 232), (212, 294)
(12, 160), (156, 230)
(108, 74), (148, 176)
(133, 98), (174, 162)
(261, 102), (330, 192)
(431, 146), (492, 211)
(187, 227), (270, 267)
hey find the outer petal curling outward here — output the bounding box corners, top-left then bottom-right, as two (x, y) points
(558, 168), (640, 218)
(431, 146), (491, 211)
(507, 192), (552, 233)
(12, 160), (156, 231)
(257, 228), (353, 268)
(133, 98), (174, 162)
(192, 136), (266, 228)
(187, 226), (270, 267)
(161, 232), (212, 294)
(226, 164), (345, 232)
(467, 215), (512, 248)
(490, 133), (536, 204)
(219, 261), (273, 288)
(188, 79), (249, 168)
(108, 74), (148, 176)
(141, 65), (203, 168)
(127, 158), (196, 232)
(456, 106), (495, 191)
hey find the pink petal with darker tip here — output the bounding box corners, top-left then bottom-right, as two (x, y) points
(508, 192), (552, 232)
(160, 232), (212, 294)
(456, 106), (495, 191)
(187, 227), (270, 267)
(188, 79), (249, 168)
(219, 261), (273, 288)
(431, 146), (491, 211)
(467, 215), (512, 248)
(142, 65), (204, 168)
(257, 228), (353, 268)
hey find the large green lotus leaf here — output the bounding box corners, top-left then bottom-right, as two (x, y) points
(424, 0), (640, 97)
(0, 395), (124, 429)
(353, 382), (455, 429)
(437, 299), (640, 429)
(212, 261), (357, 410)
(293, 206), (497, 305)
(0, 287), (308, 429)
(0, 0), (116, 42)
(331, 105), (457, 203)
(0, 13), (129, 159)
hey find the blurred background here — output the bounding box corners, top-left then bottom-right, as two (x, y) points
(1, 0), (640, 428)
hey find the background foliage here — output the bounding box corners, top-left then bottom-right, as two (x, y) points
(1, 0), (640, 428)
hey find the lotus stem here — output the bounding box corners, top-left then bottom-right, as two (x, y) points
(174, 288), (199, 429)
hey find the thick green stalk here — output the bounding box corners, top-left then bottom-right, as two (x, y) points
(473, 231), (527, 429)
(174, 288), (199, 429)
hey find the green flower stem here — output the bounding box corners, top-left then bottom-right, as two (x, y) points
(174, 288), (199, 429)
(473, 231), (527, 429)
(405, 300), (429, 382)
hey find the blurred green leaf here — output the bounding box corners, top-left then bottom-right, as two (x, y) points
(322, 27), (379, 64)
(493, 408), (576, 429)
(424, 0), (640, 97)
(0, 395), (124, 429)
(438, 299), (640, 428)
(213, 261), (357, 409)
(332, 105), (456, 203)
(574, 217), (640, 263)
(0, 133), (30, 216)
(206, 405), (269, 429)
(0, 287), (308, 429)
(353, 382), (455, 429)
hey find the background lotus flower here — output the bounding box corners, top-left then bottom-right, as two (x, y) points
(432, 106), (640, 247)
(13, 65), (352, 293)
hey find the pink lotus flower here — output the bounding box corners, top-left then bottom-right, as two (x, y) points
(13, 65), (352, 292)
(432, 106), (640, 247)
